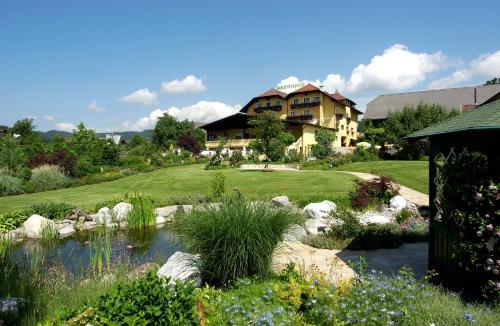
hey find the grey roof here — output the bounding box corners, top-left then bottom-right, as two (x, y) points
(365, 84), (500, 120)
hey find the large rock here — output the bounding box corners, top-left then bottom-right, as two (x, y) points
(389, 195), (406, 211)
(303, 200), (337, 219)
(157, 252), (201, 287)
(156, 215), (166, 225)
(23, 215), (56, 239)
(283, 224), (307, 242)
(271, 196), (291, 207)
(359, 212), (391, 225)
(113, 202), (133, 221)
(0, 297), (26, 324)
(57, 223), (75, 237)
(93, 207), (112, 225)
(155, 206), (178, 218)
(304, 218), (330, 235)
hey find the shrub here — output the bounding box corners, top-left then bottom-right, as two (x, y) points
(0, 210), (29, 233)
(328, 207), (363, 239)
(75, 158), (98, 177)
(177, 197), (301, 286)
(349, 223), (403, 249)
(395, 208), (416, 224)
(30, 202), (75, 220)
(0, 171), (24, 196)
(60, 272), (198, 325)
(127, 194), (156, 228)
(351, 146), (379, 162)
(30, 164), (70, 192)
(350, 176), (399, 210)
(229, 151), (244, 167)
(210, 171), (225, 199)
(401, 218), (429, 243)
(28, 149), (77, 176)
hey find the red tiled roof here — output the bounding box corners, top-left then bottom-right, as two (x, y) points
(289, 83), (320, 94)
(257, 88), (287, 98)
(331, 91), (346, 101)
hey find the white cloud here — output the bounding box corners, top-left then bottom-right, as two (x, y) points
(161, 75), (207, 94)
(88, 99), (107, 112)
(118, 88), (158, 106)
(429, 50), (500, 89)
(43, 115), (55, 121)
(278, 44), (448, 94)
(54, 123), (76, 132)
(124, 101), (240, 131)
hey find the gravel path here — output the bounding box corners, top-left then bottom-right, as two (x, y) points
(335, 171), (429, 207)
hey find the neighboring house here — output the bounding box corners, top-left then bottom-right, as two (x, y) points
(200, 84), (361, 157)
(105, 134), (121, 145)
(365, 84), (500, 121)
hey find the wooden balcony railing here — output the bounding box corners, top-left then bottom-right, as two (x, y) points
(286, 114), (314, 121)
(254, 105), (282, 113)
(290, 101), (320, 109)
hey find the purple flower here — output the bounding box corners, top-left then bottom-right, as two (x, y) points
(476, 230), (483, 237)
(486, 224), (494, 232)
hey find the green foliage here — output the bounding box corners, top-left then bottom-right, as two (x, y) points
(348, 223), (403, 249)
(0, 170), (24, 196)
(75, 158), (99, 177)
(130, 134), (148, 147)
(65, 123), (104, 165)
(152, 113), (204, 151)
(101, 139), (120, 166)
(350, 176), (399, 210)
(61, 272), (198, 325)
(0, 210), (28, 232)
(30, 202), (75, 220)
(177, 197), (301, 286)
(249, 111), (295, 161)
(484, 77), (500, 85)
(0, 134), (26, 172)
(210, 171), (225, 199)
(40, 222), (58, 240)
(206, 137), (226, 168)
(360, 119), (385, 144)
(395, 208), (416, 224)
(351, 146), (379, 162)
(284, 149), (302, 163)
(89, 225), (112, 276)
(127, 194), (156, 228)
(229, 150), (244, 167)
(312, 128), (335, 158)
(401, 218), (429, 243)
(328, 207), (363, 239)
(30, 165), (70, 192)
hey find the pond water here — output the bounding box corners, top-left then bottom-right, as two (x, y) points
(10, 225), (185, 276)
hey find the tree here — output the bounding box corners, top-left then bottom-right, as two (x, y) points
(10, 118), (35, 137)
(10, 118), (45, 160)
(65, 123), (103, 164)
(178, 134), (201, 154)
(0, 134), (26, 172)
(249, 111), (295, 161)
(152, 113), (205, 151)
(361, 119), (385, 145)
(130, 134), (148, 148)
(383, 103), (458, 159)
(485, 77), (500, 85)
(311, 128), (335, 158)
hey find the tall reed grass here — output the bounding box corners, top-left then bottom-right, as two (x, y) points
(89, 224), (112, 276)
(177, 196), (302, 286)
(127, 193), (156, 228)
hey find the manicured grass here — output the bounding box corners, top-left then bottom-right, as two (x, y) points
(334, 160), (429, 194)
(0, 164), (357, 213)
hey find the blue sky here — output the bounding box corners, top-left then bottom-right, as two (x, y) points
(1, 0), (499, 132)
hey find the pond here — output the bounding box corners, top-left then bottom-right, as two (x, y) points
(8, 224), (184, 276)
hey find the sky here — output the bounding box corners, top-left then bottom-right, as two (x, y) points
(1, 0), (500, 132)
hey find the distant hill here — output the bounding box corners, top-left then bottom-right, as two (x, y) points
(40, 129), (154, 141)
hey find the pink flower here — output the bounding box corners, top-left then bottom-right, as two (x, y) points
(493, 269), (500, 276)
(126, 245), (133, 250)
(496, 260), (500, 265)
(497, 282), (500, 290)
(476, 230), (483, 237)
(486, 224), (494, 232)
(84, 240), (90, 245)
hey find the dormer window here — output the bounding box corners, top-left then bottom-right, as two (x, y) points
(313, 96), (320, 102)
(293, 98), (300, 104)
(304, 97), (311, 103)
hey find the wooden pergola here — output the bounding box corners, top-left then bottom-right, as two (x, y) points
(406, 94), (500, 283)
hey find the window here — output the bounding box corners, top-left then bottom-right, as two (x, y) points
(341, 125), (344, 130)
(293, 98), (300, 104)
(266, 102), (271, 107)
(304, 97), (311, 103)
(290, 111), (297, 117)
(208, 132), (217, 141)
(275, 100), (281, 106)
(335, 108), (341, 114)
(235, 132), (242, 140)
(313, 96), (320, 102)
(335, 136), (339, 141)
(256, 103), (262, 108)
(304, 109), (311, 116)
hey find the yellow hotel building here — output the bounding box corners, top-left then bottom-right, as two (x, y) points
(200, 84), (362, 157)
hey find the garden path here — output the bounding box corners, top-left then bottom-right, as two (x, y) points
(273, 242), (428, 282)
(335, 171), (429, 207)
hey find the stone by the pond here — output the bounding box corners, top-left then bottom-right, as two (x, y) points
(359, 212), (391, 225)
(64, 208), (93, 221)
(157, 251), (201, 287)
(81, 221), (96, 231)
(178, 205), (193, 214)
(113, 202), (133, 221)
(93, 207), (112, 225)
(283, 224), (307, 241)
(23, 215), (56, 239)
(303, 200), (337, 219)
(0, 297), (26, 322)
(155, 206), (178, 218)
(1, 228), (25, 243)
(304, 218), (330, 235)
(271, 195), (290, 207)
(389, 195), (406, 211)
(156, 215), (166, 225)
(57, 224), (75, 237)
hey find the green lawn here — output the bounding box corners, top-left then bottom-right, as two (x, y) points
(334, 160), (429, 194)
(0, 164), (358, 213)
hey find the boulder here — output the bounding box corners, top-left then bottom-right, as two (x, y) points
(156, 215), (166, 225)
(157, 252), (201, 287)
(0, 228), (24, 242)
(23, 215), (56, 239)
(93, 207), (112, 225)
(64, 208), (93, 221)
(0, 297), (26, 324)
(179, 205), (193, 214)
(81, 221), (96, 231)
(271, 196), (291, 207)
(283, 224), (307, 242)
(58, 224), (75, 237)
(155, 206), (178, 218)
(113, 202), (133, 221)
(304, 218), (330, 235)
(303, 200), (337, 219)
(359, 212), (391, 225)
(389, 195), (406, 211)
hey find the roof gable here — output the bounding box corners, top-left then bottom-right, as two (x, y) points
(289, 83), (320, 94)
(257, 88), (287, 98)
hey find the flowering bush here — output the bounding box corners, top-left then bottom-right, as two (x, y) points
(30, 164), (70, 192)
(440, 149), (499, 300)
(350, 176), (400, 210)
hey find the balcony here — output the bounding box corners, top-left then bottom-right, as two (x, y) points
(254, 105), (282, 113)
(290, 101), (320, 109)
(286, 114), (314, 121)
(205, 139), (251, 149)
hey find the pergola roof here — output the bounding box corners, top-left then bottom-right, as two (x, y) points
(406, 96), (500, 140)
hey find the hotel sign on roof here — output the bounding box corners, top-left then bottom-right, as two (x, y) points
(276, 82), (305, 93)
